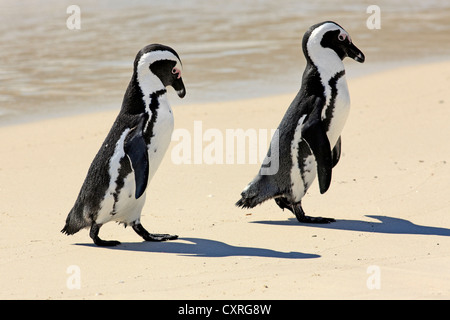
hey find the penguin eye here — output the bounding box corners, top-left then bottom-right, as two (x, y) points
(338, 34), (346, 41)
(171, 67), (181, 79)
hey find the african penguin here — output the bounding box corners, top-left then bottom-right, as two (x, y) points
(236, 21), (365, 223)
(62, 44), (186, 246)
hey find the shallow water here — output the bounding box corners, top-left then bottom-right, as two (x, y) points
(1, 0), (450, 125)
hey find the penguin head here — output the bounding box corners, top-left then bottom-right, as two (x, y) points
(134, 44), (186, 98)
(303, 21), (365, 65)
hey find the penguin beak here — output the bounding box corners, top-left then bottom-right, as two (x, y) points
(172, 77), (186, 98)
(345, 42), (365, 63)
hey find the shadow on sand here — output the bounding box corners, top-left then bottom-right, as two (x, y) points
(76, 237), (319, 259)
(251, 215), (450, 237)
(75, 215), (447, 257)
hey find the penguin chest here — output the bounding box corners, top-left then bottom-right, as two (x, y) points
(323, 76), (350, 148)
(146, 98), (174, 183)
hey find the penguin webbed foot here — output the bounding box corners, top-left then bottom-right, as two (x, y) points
(93, 238), (122, 247)
(145, 233), (179, 241)
(89, 223), (121, 247)
(297, 215), (335, 224)
(292, 203), (335, 224)
(132, 223), (178, 242)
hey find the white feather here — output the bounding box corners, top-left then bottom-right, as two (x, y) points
(326, 76), (350, 148)
(290, 115), (307, 202)
(146, 94), (174, 183)
(96, 129), (131, 225)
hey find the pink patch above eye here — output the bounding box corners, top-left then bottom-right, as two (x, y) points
(172, 67), (182, 79)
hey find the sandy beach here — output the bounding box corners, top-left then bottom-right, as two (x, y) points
(0, 60), (449, 299)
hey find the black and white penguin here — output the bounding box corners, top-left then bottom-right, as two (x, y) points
(62, 44), (186, 246)
(236, 21), (365, 223)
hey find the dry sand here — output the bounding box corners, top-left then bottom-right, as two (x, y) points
(0, 60), (449, 299)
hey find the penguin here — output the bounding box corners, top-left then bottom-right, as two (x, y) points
(62, 44), (186, 246)
(236, 21), (365, 223)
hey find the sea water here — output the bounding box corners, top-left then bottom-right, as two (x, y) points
(0, 0), (449, 125)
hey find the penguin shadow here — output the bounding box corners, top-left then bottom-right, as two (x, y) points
(252, 215), (450, 237)
(76, 237), (319, 259)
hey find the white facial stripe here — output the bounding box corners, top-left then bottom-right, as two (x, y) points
(136, 50), (181, 114)
(137, 50), (182, 71)
(308, 22), (345, 47)
(307, 22), (347, 108)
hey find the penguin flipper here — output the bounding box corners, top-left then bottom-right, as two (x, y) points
(124, 115), (149, 199)
(301, 97), (333, 194)
(332, 136), (341, 168)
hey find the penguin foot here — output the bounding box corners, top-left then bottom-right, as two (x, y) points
(144, 233), (179, 241)
(132, 223), (178, 242)
(292, 203), (335, 224)
(93, 238), (122, 247)
(296, 215), (335, 224)
(89, 223), (121, 246)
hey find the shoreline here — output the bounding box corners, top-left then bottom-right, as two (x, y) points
(1, 59), (450, 299)
(1, 55), (450, 129)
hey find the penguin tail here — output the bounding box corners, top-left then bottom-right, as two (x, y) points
(61, 208), (89, 235)
(235, 196), (257, 209)
(235, 177), (276, 209)
(61, 223), (78, 236)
